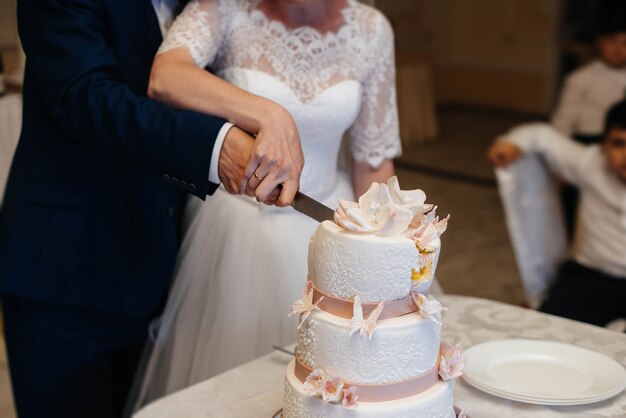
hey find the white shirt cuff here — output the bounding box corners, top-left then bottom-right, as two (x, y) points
(209, 122), (234, 184)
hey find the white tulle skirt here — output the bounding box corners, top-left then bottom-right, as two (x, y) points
(138, 174), (354, 405)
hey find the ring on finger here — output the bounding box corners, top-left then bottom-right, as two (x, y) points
(253, 172), (264, 181)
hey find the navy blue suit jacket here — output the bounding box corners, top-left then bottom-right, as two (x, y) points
(0, 0), (224, 317)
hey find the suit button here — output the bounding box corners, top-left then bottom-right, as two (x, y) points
(189, 183), (197, 192)
(162, 174), (171, 181)
(168, 207), (174, 218)
(181, 180), (188, 188)
(172, 177), (179, 183)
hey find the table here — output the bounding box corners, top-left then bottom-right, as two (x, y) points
(134, 295), (626, 418)
(0, 94), (21, 205)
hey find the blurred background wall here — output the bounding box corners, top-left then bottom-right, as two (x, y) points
(380, 0), (562, 115)
(0, 0), (19, 76)
(0, 0), (603, 114)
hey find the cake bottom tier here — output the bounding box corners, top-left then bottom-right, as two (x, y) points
(283, 360), (456, 418)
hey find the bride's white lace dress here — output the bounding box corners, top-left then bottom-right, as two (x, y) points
(139, 0), (401, 404)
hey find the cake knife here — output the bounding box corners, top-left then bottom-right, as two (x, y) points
(290, 191), (335, 223)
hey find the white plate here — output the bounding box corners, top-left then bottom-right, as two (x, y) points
(463, 382), (624, 405)
(464, 370), (625, 399)
(463, 339), (626, 405)
(463, 371), (626, 402)
(463, 373), (625, 405)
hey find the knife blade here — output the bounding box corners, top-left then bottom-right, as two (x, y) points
(291, 191), (335, 223)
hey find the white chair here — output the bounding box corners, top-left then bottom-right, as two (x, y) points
(495, 155), (568, 309)
(495, 155), (626, 332)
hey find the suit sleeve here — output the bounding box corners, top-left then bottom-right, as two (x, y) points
(17, 0), (223, 198)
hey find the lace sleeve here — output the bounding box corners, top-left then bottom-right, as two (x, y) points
(158, 0), (231, 68)
(349, 14), (402, 168)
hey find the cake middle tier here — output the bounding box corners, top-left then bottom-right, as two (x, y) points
(297, 309), (441, 385)
(308, 221), (424, 302)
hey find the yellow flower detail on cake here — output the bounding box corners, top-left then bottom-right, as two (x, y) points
(411, 264), (433, 283)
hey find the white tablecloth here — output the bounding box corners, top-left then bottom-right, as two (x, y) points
(134, 295), (626, 418)
(0, 94), (21, 205)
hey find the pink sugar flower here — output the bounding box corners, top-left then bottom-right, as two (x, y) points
(341, 386), (358, 409)
(321, 376), (344, 404)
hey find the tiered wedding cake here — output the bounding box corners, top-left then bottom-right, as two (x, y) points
(282, 177), (465, 417)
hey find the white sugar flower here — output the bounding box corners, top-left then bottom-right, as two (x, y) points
(439, 341), (466, 380)
(349, 296), (385, 341)
(388, 175), (427, 216)
(411, 290), (446, 326)
(289, 281), (324, 329)
(334, 179), (415, 236)
(303, 369), (326, 396)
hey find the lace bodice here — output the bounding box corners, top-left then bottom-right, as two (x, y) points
(160, 0), (401, 194)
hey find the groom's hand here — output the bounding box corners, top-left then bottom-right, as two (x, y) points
(218, 126), (256, 195)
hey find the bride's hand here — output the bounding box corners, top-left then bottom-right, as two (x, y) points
(241, 104), (304, 207)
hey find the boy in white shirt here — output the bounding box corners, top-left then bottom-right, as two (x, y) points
(552, 15), (626, 141)
(488, 101), (626, 327)
(551, 13), (626, 239)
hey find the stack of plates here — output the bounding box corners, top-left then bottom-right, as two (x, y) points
(463, 339), (626, 406)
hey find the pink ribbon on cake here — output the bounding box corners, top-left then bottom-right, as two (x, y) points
(311, 284), (420, 320)
(294, 356), (440, 402)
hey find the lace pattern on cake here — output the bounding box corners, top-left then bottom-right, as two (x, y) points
(158, 0), (401, 168)
(318, 327), (439, 384)
(312, 235), (417, 302)
(297, 312), (440, 385)
(296, 318), (318, 367)
(284, 381), (322, 418)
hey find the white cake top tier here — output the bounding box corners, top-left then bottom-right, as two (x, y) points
(309, 221), (421, 302)
(309, 176), (449, 302)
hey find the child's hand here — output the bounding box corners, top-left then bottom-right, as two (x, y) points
(487, 141), (523, 167)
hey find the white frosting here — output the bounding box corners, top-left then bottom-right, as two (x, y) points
(283, 360), (456, 418)
(308, 221), (419, 302)
(296, 309), (441, 385)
